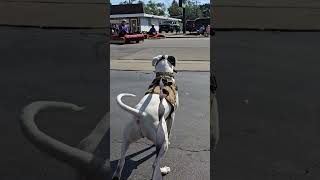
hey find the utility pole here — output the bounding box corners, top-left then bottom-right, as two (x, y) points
(179, 0), (186, 34)
(182, 7), (186, 34)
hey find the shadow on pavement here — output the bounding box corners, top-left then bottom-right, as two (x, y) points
(111, 145), (156, 180)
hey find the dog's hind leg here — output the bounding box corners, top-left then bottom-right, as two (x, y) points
(112, 137), (129, 180)
(112, 121), (142, 180)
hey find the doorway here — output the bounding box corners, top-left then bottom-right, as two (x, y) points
(130, 19), (138, 33)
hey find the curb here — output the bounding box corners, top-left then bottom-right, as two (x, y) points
(111, 59), (209, 72)
(165, 35), (207, 38)
(110, 69), (210, 72)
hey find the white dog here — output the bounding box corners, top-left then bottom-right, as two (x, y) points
(112, 55), (179, 180)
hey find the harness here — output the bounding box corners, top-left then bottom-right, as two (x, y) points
(146, 72), (178, 110)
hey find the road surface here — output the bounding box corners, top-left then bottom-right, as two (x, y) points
(110, 70), (210, 180)
(213, 31), (320, 179)
(0, 27), (108, 180)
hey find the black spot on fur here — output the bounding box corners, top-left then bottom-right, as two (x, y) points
(167, 56), (176, 66)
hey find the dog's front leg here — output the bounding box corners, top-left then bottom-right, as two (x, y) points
(152, 142), (168, 180)
(152, 122), (170, 179)
(166, 112), (175, 139)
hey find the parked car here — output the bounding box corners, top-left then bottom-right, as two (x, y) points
(194, 17), (210, 34)
(159, 20), (180, 33)
(186, 20), (196, 33)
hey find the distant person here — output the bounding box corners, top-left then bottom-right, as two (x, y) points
(199, 25), (205, 35)
(148, 24), (157, 35)
(205, 25), (210, 37)
(118, 19), (129, 37)
(175, 25), (180, 34)
(111, 24), (118, 35)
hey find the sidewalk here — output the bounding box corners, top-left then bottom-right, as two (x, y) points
(163, 33), (207, 38)
(111, 59), (209, 71)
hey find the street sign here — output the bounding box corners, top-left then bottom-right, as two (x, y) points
(179, 0), (186, 8)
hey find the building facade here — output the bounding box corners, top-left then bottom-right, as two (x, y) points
(111, 4), (181, 33)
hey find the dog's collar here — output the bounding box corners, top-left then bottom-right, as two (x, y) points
(155, 72), (175, 79)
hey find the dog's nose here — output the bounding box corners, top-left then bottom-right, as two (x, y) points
(173, 69), (178, 73)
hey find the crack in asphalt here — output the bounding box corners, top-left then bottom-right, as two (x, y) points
(270, 161), (320, 179)
(112, 140), (210, 153)
(298, 161), (320, 178)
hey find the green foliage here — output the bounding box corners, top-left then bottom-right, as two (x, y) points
(119, 0), (137, 4)
(168, 0), (182, 17)
(167, 0), (210, 20)
(199, 3), (210, 17)
(144, 0), (166, 16)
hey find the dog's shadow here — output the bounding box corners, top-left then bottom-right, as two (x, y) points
(110, 144), (156, 180)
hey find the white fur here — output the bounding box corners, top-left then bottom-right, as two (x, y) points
(112, 55), (178, 180)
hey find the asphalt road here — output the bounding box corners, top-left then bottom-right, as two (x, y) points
(3, 25), (320, 180)
(0, 27), (108, 180)
(213, 31), (320, 179)
(110, 70), (210, 180)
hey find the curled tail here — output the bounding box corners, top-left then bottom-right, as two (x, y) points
(116, 93), (147, 117)
(20, 101), (111, 173)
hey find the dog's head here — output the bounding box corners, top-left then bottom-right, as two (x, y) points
(152, 55), (177, 73)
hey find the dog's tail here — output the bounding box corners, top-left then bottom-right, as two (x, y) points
(116, 93), (147, 117)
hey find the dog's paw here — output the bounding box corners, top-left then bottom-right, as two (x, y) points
(112, 175), (120, 180)
(160, 166), (171, 175)
(112, 177), (119, 180)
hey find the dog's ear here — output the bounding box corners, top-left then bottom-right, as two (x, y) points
(152, 55), (162, 66)
(152, 58), (157, 66)
(167, 56), (176, 67)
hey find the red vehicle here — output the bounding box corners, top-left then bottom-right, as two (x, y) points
(144, 33), (166, 39)
(111, 33), (145, 44)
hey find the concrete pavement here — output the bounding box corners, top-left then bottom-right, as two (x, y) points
(0, 1), (108, 28)
(165, 33), (207, 38)
(213, 0), (320, 30)
(111, 38), (210, 71)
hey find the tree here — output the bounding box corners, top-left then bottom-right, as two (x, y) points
(199, 3), (210, 17)
(119, 0), (137, 4)
(184, 0), (202, 20)
(168, 0), (182, 17)
(144, 0), (166, 16)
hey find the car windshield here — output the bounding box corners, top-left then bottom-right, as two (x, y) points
(163, 21), (174, 24)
